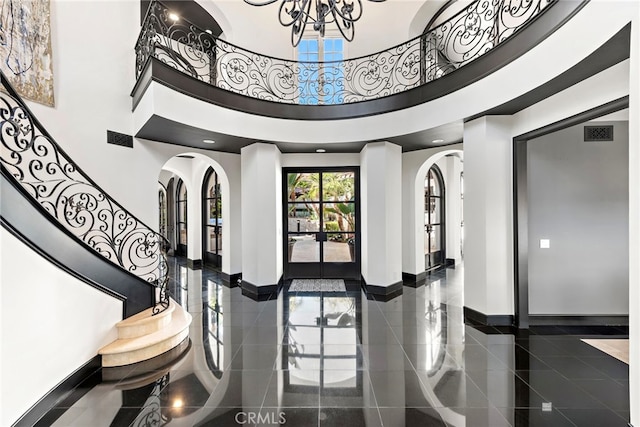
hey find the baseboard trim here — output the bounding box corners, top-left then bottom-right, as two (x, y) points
(102, 337), (191, 382)
(241, 278), (281, 301)
(528, 315), (629, 326)
(12, 356), (101, 427)
(187, 258), (202, 270)
(362, 279), (403, 301)
(402, 271), (426, 287)
(464, 306), (514, 327)
(221, 272), (242, 287)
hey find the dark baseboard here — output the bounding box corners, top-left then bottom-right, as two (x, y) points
(187, 258), (202, 269)
(528, 315), (629, 326)
(362, 279), (403, 301)
(13, 356), (101, 427)
(445, 258), (456, 268)
(102, 337), (191, 382)
(221, 272), (242, 287)
(241, 279), (281, 301)
(402, 271), (427, 287)
(464, 306), (514, 327)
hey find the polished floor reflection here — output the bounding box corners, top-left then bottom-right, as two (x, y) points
(41, 260), (630, 426)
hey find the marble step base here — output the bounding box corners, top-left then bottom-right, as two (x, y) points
(99, 299), (191, 368)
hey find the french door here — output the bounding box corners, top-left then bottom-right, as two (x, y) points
(283, 168), (360, 279)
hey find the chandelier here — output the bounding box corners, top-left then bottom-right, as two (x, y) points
(243, 0), (386, 47)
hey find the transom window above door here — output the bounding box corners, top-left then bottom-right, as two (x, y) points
(297, 37), (344, 105)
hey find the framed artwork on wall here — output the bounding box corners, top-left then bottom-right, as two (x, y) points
(0, 0), (55, 107)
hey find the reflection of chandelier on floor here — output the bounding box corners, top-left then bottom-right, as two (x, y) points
(243, 0), (386, 47)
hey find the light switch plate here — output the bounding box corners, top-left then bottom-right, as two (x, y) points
(540, 239), (550, 249)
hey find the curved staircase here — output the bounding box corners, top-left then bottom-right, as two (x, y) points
(99, 299), (192, 368)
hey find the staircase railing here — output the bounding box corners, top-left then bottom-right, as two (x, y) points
(0, 72), (170, 315)
(135, 0), (554, 105)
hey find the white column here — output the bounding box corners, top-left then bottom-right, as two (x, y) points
(241, 143), (283, 287)
(444, 155), (463, 265)
(360, 142), (402, 287)
(463, 116), (514, 317)
(628, 3), (640, 425)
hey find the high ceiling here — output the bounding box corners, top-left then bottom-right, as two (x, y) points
(135, 2), (630, 154)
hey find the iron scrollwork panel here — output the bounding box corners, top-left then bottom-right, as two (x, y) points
(0, 73), (170, 314)
(135, 0), (555, 106)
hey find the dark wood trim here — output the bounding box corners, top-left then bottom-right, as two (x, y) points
(132, 1), (586, 121)
(528, 315), (629, 326)
(187, 258), (202, 269)
(12, 356), (101, 427)
(512, 96), (629, 329)
(221, 272), (242, 287)
(464, 306), (514, 327)
(240, 279), (281, 301)
(1, 171), (154, 318)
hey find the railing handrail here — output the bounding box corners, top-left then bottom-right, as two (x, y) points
(0, 73), (169, 249)
(136, 0), (555, 105)
(0, 70), (170, 315)
(140, 0), (478, 67)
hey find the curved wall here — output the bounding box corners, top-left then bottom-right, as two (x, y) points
(1, 229), (122, 426)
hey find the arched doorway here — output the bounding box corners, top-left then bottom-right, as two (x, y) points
(202, 167), (222, 268)
(176, 178), (188, 257)
(425, 164), (445, 271)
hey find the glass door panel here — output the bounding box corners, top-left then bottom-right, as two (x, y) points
(288, 234), (320, 263)
(322, 202), (356, 232)
(288, 203), (320, 232)
(323, 233), (355, 263)
(322, 171), (354, 201)
(288, 173), (320, 202)
(285, 168), (359, 279)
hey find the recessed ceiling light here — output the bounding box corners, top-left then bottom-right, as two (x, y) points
(203, 139), (215, 144)
(169, 12), (179, 21)
(432, 139), (444, 143)
(316, 149), (326, 153)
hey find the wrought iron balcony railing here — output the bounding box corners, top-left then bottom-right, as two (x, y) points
(0, 72), (170, 315)
(135, 0), (554, 105)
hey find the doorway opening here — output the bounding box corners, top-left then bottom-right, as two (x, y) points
(425, 164), (446, 271)
(283, 168), (360, 280)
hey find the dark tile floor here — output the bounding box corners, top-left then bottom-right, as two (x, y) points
(43, 260), (630, 426)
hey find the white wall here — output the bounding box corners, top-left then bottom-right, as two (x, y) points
(0, 229), (122, 426)
(197, 0), (426, 60)
(161, 153), (242, 275)
(401, 145), (463, 275)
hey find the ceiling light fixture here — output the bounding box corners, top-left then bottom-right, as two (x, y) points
(203, 139), (216, 144)
(243, 0), (386, 47)
(432, 139), (444, 143)
(168, 12), (180, 22)
(316, 148), (326, 153)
